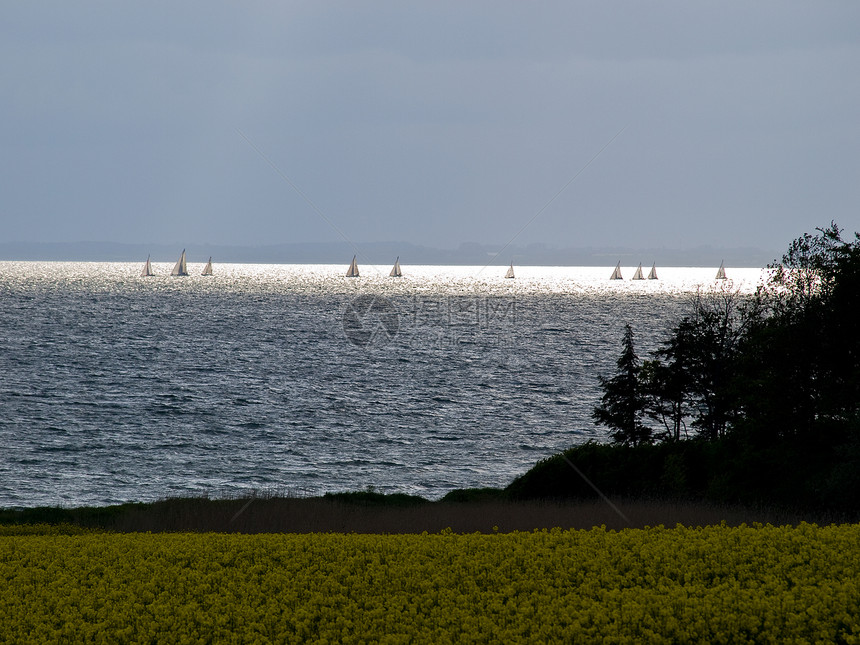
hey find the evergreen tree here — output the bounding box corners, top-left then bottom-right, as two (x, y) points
(593, 324), (651, 446)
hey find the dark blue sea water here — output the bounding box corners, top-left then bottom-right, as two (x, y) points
(0, 261), (762, 507)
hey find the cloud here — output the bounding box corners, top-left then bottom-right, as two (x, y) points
(1, 2), (858, 250)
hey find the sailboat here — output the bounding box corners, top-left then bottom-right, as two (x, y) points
(389, 257), (402, 277)
(648, 263), (658, 280)
(201, 257), (213, 276)
(632, 263), (645, 280)
(140, 255), (154, 277)
(715, 261), (727, 280)
(610, 262), (623, 280)
(171, 249), (189, 276)
(346, 255), (359, 277)
(505, 262), (515, 279)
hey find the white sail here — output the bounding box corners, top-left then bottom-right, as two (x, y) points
(505, 262), (515, 279)
(346, 255), (359, 277)
(202, 257), (213, 276)
(610, 262), (623, 280)
(140, 255), (154, 277)
(171, 249), (188, 276)
(632, 263), (644, 280)
(715, 261), (727, 280)
(648, 263), (658, 280)
(389, 257), (402, 277)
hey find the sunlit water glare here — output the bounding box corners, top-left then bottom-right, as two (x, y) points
(0, 261), (765, 507)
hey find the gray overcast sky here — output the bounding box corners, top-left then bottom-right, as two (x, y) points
(2, 2), (859, 253)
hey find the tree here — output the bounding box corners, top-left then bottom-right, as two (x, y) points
(681, 287), (754, 440)
(739, 222), (860, 443)
(759, 221), (847, 318)
(580, 223), (860, 511)
(640, 286), (754, 442)
(593, 324), (652, 446)
(641, 326), (694, 442)
(589, 225), (857, 446)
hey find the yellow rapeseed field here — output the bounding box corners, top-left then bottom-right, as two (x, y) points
(1, 523), (858, 643)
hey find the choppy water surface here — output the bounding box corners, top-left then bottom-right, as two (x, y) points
(0, 261), (765, 507)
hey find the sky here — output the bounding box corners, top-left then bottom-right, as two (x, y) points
(2, 2), (859, 255)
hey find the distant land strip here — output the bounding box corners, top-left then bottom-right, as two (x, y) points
(0, 240), (777, 267)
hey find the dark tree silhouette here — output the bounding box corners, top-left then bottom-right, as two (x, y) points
(634, 221), (858, 448)
(639, 287), (753, 441)
(593, 324), (651, 446)
(641, 328), (694, 442)
(572, 223), (860, 511)
(515, 223), (860, 511)
(739, 222), (860, 443)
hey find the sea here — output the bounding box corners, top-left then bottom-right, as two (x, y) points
(0, 261), (766, 508)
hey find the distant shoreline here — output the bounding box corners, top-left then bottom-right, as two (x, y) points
(0, 240), (778, 268)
